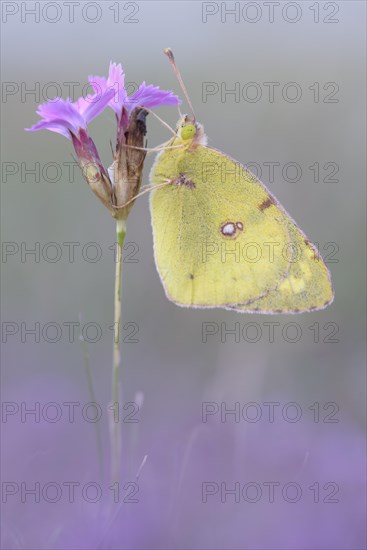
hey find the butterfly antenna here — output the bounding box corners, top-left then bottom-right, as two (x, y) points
(164, 48), (196, 121)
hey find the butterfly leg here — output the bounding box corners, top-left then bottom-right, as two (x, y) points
(122, 143), (184, 154)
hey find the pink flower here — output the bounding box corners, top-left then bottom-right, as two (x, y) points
(25, 61), (181, 137)
(25, 90), (115, 139)
(25, 62), (181, 216)
(89, 61), (181, 118)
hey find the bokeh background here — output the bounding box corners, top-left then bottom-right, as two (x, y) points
(1, 1), (366, 549)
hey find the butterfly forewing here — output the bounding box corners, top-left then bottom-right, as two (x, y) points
(150, 145), (301, 308)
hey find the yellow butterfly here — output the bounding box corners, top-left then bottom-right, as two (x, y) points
(149, 50), (334, 314)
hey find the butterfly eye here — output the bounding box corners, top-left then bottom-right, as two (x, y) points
(181, 124), (196, 140)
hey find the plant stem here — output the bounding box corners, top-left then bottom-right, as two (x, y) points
(80, 327), (104, 479)
(111, 217), (126, 483)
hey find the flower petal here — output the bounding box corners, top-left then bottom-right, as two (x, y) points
(35, 98), (85, 134)
(25, 118), (75, 139)
(82, 88), (116, 124)
(25, 62), (182, 143)
(87, 62), (127, 115)
(127, 81), (181, 112)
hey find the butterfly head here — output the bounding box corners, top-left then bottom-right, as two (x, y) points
(176, 115), (207, 145)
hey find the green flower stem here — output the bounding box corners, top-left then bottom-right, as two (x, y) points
(112, 217), (126, 483)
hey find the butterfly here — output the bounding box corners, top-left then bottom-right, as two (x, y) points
(149, 50), (334, 314)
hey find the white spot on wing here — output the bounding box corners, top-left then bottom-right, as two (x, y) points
(220, 220), (245, 238)
(221, 222), (236, 236)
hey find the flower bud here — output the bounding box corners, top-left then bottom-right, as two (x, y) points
(71, 129), (113, 212)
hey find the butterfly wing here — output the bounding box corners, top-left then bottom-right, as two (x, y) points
(150, 145), (333, 312)
(230, 216), (334, 313)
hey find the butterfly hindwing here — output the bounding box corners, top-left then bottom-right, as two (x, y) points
(230, 215), (334, 313)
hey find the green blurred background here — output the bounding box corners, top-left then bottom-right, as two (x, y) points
(1, 1), (366, 548)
